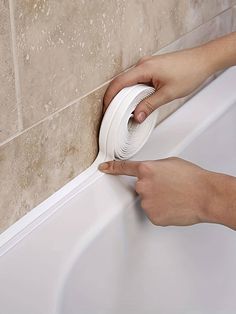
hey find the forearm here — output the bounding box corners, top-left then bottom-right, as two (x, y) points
(204, 171), (236, 230)
(202, 32), (236, 75)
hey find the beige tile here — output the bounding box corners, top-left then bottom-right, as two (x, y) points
(0, 85), (104, 232)
(232, 6), (236, 31)
(183, 0), (233, 30)
(120, 0), (233, 69)
(14, 0), (232, 129)
(0, 0), (18, 143)
(15, 0), (123, 128)
(158, 9), (232, 54)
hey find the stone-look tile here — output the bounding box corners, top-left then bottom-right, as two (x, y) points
(156, 9), (232, 124)
(0, 0), (18, 143)
(158, 9), (232, 54)
(14, 0), (233, 129)
(232, 6), (236, 31)
(120, 0), (233, 69)
(15, 0), (123, 128)
(0, 86), (104, 232)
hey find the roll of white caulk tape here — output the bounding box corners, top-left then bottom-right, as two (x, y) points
(69, 84), (158, 186)
(98, 84), (158, 161)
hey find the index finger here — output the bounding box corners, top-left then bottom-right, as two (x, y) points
(103, 66), (151, 113)
(98, 160), (141, 177)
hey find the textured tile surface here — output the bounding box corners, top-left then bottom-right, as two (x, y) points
(121, 0), (233, 68)
(15, 0), (123, 128)
(0, 0), (17, 143)
(0, 86), (104, 232)
(158, 9), (232, 54)
(14, 0), (233, 128)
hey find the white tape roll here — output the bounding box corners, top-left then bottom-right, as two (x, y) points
(99, 84), (158, 161)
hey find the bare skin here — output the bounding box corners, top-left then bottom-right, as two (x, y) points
(99, 158), (236, 230)
(99, 32), (236, 229)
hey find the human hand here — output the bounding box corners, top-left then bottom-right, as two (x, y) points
(103, 47), (211, 123)
(98, 157), (217, 227)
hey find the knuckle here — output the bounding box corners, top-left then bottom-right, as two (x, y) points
(140, 199), (148, 210)
(147, 213), (167, 226)
(109, 160), (116, 172)
(148, 216), (158, 226)
(138, 162), (153, 177)
(135, 181), (141, 193)
(135, 180), (144, 194)
(151, 218), (168, 227)
(142, 99), (156, 114)
(119, 160), (127, 172)
(157, 220), (168, 227)
(143, 208), (158, 226)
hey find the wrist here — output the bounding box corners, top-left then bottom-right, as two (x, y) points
(201, 32), (236, 75)
(189, 45), (215, 80)
(202, 171), (236, 229)
(196, 44), (219, 76)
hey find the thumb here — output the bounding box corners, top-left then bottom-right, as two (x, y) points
(98, 160), (140, 177)
(134, 86), (173, 123)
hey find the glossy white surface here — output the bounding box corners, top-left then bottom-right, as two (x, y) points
(0, 67), (236, 314)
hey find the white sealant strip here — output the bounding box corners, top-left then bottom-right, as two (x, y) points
(0, 84), (158, 255)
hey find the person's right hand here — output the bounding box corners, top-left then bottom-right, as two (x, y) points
(103, 46), (212, 123)
(99, 157), (236, 230)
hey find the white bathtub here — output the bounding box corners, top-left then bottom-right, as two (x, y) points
(0, 67), (236, 314)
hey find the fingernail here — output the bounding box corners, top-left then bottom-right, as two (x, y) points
(137, 112), (147, 123)
(98, 162), (109, 171)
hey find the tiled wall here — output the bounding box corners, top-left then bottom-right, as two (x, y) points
(0, 0), (235, 232)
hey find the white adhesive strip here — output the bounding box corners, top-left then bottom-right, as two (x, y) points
(0, 84), (158, 255)
(97, 83), (158, 162)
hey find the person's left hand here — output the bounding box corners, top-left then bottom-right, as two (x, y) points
(98, 157), (213, 226)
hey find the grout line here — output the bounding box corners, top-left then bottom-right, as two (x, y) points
(8, 0), (23, 131)
(0, 6), (231, 148)
(0, 79), (110, 147)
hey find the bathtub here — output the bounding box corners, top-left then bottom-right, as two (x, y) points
(0, 67), (236, 314)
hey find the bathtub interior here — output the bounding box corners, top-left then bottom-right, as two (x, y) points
(179, 103), (236, 176)
(59, 217), (236, 314)
(58, 103), (236, 313)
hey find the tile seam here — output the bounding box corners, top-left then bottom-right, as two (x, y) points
(160, 7), (232, 50)
(8, 0), (23, 132)
(0, 78), (109, 147)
